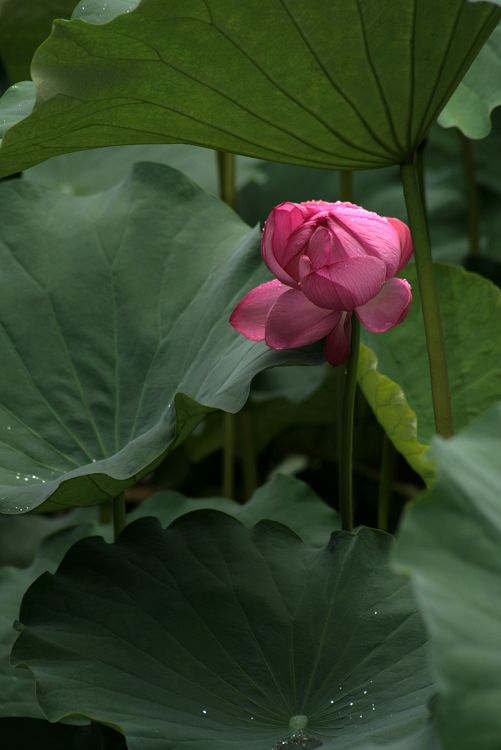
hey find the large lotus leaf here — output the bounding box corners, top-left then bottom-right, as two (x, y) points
(23, 143), (261, 197)
(0, 1), (76, 83)
(131, 473), (340, 546)
(12, 513), (433, 749)
(0, 162), (321, 515)
(358, 263), (501, 482)
(0, 475), (334, 720)
(0, 0), (498, 176)
(394, 404), (501, 750)
(439, 24), (501, 138)
(0, 522), (98, 718)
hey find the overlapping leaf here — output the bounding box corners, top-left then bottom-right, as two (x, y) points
(439, 24), (501, 139)
(13, 513), (433, 749)
(0, 162), (321, 514)
(0, 0), (498, 176)
(395, 404), (501, 750)
(358, 263), (501, 481)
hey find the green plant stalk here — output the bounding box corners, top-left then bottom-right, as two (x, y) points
(217, 151), (237, 498)
(401, 159), (454, 438)
(113, 493), (126, 542)
(458, 133), (481, 257)
(222, 411), (235, 499)
(339, 170), (353, 203)
(377, 436), (397, 532)
(240, 408), (258, 499)
(339, 316), (360, 532)
(336, 170), (353, 506)
(99, 501), (112, 525)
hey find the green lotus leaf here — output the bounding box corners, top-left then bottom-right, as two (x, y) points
(358, 263), (501, 482)
(132, 473), (340, 546)
(0, 0), (498, 176)
(394, 404), (501, 750)
(0, 522), (99, 718)
(0, 162), (321, 515)
(12, 513), (433, 749)
(0, 81), (35, 138)
(439, 24), (501, 139)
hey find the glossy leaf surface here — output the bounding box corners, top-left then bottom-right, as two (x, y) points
(13, 513), (433, 749)
(0, 0), (498, 175)
(359, 263), (501, 481)
(395, 405), (501, 750)
(0, 163), (320, 514)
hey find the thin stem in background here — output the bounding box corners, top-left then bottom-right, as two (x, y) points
(217, 151), (236, 209)
(240, 408), (258, 499)
(339, 316), (360, 532)
(401, 159), (454, 438)
(339, 170), (353, 203)
(217, 151), (237, 498)
(113, 493), (126, 542)
(416, 138), (428, 218)
(99, 501), (112, 525)
(222, 413), (235, 498)
(458, 132), (481, 257)
(377, 435), (397, 532)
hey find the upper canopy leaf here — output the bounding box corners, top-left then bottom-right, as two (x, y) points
(13, 514), (433, 749)
(0, 0), (498, 176)
(0, 162), (320, 514)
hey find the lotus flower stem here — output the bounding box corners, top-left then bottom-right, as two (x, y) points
(401, 159), (454, 438)
(337, 170), (353, 510)
(113, 493), (126, 542)
(458, 133), (481, 257)
(218, 150), (237, 498)
(378, 436), (397, 532)
(339, 316), (360, 531)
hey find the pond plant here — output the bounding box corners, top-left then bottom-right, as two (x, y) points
(0, 1), (501, 749)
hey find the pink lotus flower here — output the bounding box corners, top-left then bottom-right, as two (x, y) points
(230, 200), (413, 366)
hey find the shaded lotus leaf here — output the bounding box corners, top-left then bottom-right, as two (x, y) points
(131, 473), (340, 546)
(439, 24), (501, 139)
(0, 522), (99, 718)
(23, 142), (261, 197)
(395, 404), (501, 750)
(0, 162), (320, 514)
(0, 0), (498, 175)
(13, 512), (433, 749)
(358, 263), (501, 481)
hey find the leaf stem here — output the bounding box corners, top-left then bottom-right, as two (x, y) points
(113, 493), (126, 542)
(240, 408), (258, 499)
(339, 170), (353, 203)
(339, 316), (360, 531)
(217, 151), (237, 498)
(217, 151), (236, 209)
(458, 132), (481, 257)
(400, 159), (454, 438)
(377, 435), (397, 532)
(222, 412), (235, 499)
